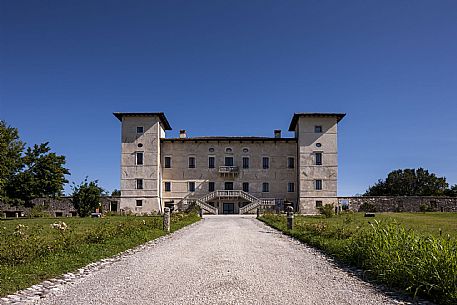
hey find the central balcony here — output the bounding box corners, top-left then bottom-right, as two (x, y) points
(218, 166), (239, 176)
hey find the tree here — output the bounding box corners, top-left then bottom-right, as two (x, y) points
(71, 178), (103, 217)
(364, 168), (449, 196)
(6, 142), (70, 204)
(0, 121), (24, 199)
(111, 189), (121, 196)
(445, 184), (457, 197)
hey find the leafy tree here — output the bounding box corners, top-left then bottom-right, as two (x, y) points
(365, 168), (449, 196)
(444, 184), (457, 197)
(111, 189), (121, 196)
(0, 121), (24, 199)
(6, 142), (70, 204)
(71, 178), (103, 217)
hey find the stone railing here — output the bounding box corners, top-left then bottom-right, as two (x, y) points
(184, 198), (218, 214)
(239, 198), (275, 214)
(218, 166), (239, 174)
(199, 190), (257, 202)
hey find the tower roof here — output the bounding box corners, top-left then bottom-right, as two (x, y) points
(113, 112), (172, 130)
(288, 113), (346, 131)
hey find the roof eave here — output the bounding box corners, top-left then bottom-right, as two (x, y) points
(113, 112), (172, 130)
(288, 113), (346, 131)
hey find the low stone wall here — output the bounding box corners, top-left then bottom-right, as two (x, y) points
(339, 196), (457, 213)
(2, 196), (456, 216)
(0, 196), (120, 217)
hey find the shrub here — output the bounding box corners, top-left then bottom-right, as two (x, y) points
(358, 202), (377, 212)
(317, 204), (334, 218)
(71, 178), (103, 217)
(419, 203), (433, 212)
(28, 205), (52, 218)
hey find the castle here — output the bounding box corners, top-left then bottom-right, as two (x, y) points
(114, 112), (345, 214)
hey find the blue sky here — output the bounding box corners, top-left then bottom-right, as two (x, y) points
(1, 0), (456, 196)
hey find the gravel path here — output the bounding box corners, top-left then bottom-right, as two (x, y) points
(33, 215), (405, 305)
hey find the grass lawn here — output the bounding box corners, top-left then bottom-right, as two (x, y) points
(0, 213), (200, 297)
(284, 212), (457, 238)
(259, 212), (457, 305)
(375, 212), (457, 236)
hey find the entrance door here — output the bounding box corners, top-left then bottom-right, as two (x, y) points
(223, 203), (235, 214)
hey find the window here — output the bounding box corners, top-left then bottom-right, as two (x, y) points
(287, 157), (294, 169)
(225, 182), (233, 190)
(208, 156), (215, 168)
(262, 157), (269, 169)
(314, 125), (322, 133)
(315, 152), (322, 165)
(164, 182), (171, 192)
(136, 179), (143, 189)
(136, 152), (144, 165)
(136, 199), (143, 207)
(188, 182), (195, 192)
(242, 157), (249, 169)
(225, 156), (234, 166)
(262, 182), (269, 192)
(164, 156), (171, 168)
(136, 126), (144, 133)
(316, 200), (323, 208)
(288, 182), (295, 192)
(242, 182), (249, 192)
(188, 157), (196, 168)
(315, 179), (322, 190)
(208, 182), (215, 192)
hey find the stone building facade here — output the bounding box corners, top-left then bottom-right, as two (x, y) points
(114, 112), (345, 214)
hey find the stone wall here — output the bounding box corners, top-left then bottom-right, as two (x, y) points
(339, 196), (457, 213)
(0, 196), (120, 217)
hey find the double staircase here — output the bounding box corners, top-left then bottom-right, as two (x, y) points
(192, 190), (276, 215)
(195, 198), (218, 215)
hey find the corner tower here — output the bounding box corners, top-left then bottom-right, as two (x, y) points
(289, 113), (345, 214)
(114, 112), (171, 214)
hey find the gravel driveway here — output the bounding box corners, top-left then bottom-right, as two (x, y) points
(34, 215), (404, 305)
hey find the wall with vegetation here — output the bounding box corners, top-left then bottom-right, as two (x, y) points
(341, 196), (457, 212)
(0, 196), (120, 217)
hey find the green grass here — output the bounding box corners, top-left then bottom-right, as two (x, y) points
(0, 213), (200, 296)
(259, 212), (457, 304)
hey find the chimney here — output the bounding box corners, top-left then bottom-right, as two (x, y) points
(179, 129), (187, 138)
(274, 129), (281, 138)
